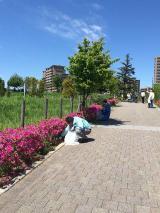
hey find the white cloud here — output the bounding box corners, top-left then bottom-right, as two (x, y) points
(91, 3), (103, 10)
(43, 10), (105, 40)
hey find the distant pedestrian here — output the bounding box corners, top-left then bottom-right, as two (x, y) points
(134, 92), (138, 103)
(147, 89), (155, 108)
(141, 91), (145, 103)
(147, 97), (151, 108)
(127, 93), (131, 102)
(101, 100), (111, 121)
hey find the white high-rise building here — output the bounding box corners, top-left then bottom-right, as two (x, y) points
(154, 57), (160, 83)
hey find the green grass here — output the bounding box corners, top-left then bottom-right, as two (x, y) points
(0, 93), (80, 131)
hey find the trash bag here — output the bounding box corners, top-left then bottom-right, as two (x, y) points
(64, 130), (79, 145)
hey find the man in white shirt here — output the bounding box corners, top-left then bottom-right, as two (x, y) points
(148, 89), (155, 108)
(141, 91), (145, 103)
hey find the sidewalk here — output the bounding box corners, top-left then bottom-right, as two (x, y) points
(0, 102), (160, 213)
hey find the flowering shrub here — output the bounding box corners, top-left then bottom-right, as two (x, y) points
(84, 104), (103, 121)
(39, 118), (66, 143)
(106, 98), (119, 106)
(0, 132), (21, 173)
(4, 126), (44, 162)
(89, 104), (103, 111)
(64, 112), (83, 119)
(156, 99), (160, 107)
(0, 117), (67, 186)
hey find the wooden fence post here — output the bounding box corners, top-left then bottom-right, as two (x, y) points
(44, 98), (48, 119)
(60, 96), (63, 118)
(20, 98), (25, 128)
(70, 96), (74, 113)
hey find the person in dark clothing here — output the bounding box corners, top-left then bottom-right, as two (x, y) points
(101, 100), (111, 121)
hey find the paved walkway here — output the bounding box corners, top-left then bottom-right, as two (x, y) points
(1, 102), (160, 213)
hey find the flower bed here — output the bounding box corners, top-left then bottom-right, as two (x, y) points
(64, 112), (83, 119)
(106, 98), (119, 106)
(0, 118), (66, 187)
(156, 99), (160, 108)
(83, 104), (103, 121)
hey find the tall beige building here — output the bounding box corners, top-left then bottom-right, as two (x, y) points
(43, 65), (66, 92)
(154, 57), (160, 83)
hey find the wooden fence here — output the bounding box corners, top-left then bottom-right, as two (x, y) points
(20, 96), (85, 128)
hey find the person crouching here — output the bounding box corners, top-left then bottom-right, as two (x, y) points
(64, 116), (92, 142)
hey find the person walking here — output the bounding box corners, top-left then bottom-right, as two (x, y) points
(147, 89), (155, 108)
(149, 89), (155, 108)
(127, 93), (131, 102)
(141, 91), (145, 103)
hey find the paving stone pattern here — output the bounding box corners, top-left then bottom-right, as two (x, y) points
(0, 102), (160, 213)
(109, 102), (160, 127)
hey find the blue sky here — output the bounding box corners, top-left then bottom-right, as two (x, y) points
(0, 0), (160, 87)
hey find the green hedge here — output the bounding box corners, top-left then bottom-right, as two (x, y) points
(153, 84), (160, 101)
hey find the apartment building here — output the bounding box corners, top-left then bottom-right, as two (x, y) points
(43, 65), (66, 92)
(135, 79), (140, 93)
(132, 77), (140, 93)
(154, 56), (160, 83)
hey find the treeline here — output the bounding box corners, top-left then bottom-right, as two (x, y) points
(0, 75), (45, 97)
(0, 38), (139, 103)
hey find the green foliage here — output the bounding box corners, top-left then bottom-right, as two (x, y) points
(39, 141), (51, 155)
(90, 93), (111, 105)
(25, 77), (38, 96)
(37, 79), (45, 97)
(153, 83), (160, 101)
(62, 76), (77, 98)
(117, 54), (135, 99)
(108, 76), (121, 96)
(7, 74), (23, 90)
(52, 75), (63, 92)
(0, 77), (5, 96)
(68, 38), (117, 106)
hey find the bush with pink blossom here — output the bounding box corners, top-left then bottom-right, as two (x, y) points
(64, 112), (83, 119)
(106, 98), (119, 106)
(84, 104), (103, 121)
(38, 118), (66, 143)
(0, 117), (67, 186)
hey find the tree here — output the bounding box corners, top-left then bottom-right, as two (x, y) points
(24, 76), (31, 93)
(68, 38), (117, 107)
(24, 77), (38, 96)
(0, 78), (5, 96)
(5, 86), (11, 97)
(7, 74), (23, 91)
(52, 75), (63, 92)
(37, 79), (45, 97)
(62, 76), (77, 98)
(108, 76), (121, 96)
(117, 54), (135, 99)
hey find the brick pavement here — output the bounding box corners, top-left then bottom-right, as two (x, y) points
(0, 102), (160, 213)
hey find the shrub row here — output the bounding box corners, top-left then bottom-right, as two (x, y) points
(0, 118), (66, 186)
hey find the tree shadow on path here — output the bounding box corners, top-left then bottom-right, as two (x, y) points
(92, 118), (130, 126)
